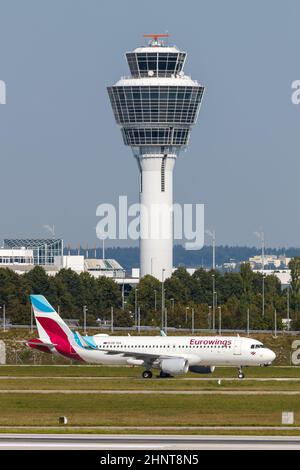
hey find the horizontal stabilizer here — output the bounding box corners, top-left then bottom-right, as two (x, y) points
(27, 341), (57, 348)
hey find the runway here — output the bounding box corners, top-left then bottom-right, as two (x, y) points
(1, 434), (300, 450)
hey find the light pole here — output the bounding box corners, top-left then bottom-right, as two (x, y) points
(0, 304), (6, 332)
(208, 306), (212, 330)
(255, 230), (265, 317)
(247, 308), (250, 336)
(135, 288), (138, 329)
(111, 306), (114, 333)
(214, 290), (218, 331)
(218, 306), (222, 335)
(138, 306), (141, 334)
(83, 305), (88, 335)
(185, 306), (190, 323)
(274, 308), (277, 338)
(287, 287), (290, 331)
(30, 305), (33, 333)
(165, 307), (168, 333)
(122, 270), (125, 310)
(154, 289), (157, 311)
(206, 229), (216, 270)
(262, 273), (265, 319)
(212, 274), (216, 331)
(161, 268), (165, 330)
(192, 308), (195, 334)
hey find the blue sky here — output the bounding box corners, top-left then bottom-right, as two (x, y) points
(0, 0), (299, 248)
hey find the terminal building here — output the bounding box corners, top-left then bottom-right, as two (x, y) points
(3, 239), (63, 265)
(0, 238), (139, 285)
(248, 254), (291, 270)
(0, 239), (63, 275)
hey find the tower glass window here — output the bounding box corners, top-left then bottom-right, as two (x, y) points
(126, 52), (187, 78)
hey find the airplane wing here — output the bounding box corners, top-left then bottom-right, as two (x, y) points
(97, 347), (176, 365)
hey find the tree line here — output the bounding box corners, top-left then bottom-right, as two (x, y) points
(1, 258), (300, 330)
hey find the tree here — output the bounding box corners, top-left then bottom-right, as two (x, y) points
(23, 266), (51, 296)
(289, 257), (300, 316)
(240, 263), (253, 299)
(164, 276), (187, 304)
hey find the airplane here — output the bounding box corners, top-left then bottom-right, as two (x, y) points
(27, 295), (276, 379)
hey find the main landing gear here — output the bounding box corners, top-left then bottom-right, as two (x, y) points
(238, 367), (245, 379)
(159, 371), (172, 378)
(142, 370), (152, 379)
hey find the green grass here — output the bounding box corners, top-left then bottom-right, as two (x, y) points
(2, 377), (300, 391)
(0, 393), (298, 427)
(0, 365), (300, 433)
(1, 364), (300, 378)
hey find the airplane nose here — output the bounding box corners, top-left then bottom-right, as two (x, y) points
(270, 350), (276, 361)
(267, 349), (276, 363)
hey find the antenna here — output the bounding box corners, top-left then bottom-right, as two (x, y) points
(143, 33), (169, 46)
(43, 224), (55, 238)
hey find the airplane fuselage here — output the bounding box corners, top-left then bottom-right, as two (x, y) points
(69, 334), (275, 368)
(28, 295), (276, 379)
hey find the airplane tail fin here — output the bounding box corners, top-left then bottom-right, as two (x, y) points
(30, 295), (73, 341)
(29, 295), (84, 362)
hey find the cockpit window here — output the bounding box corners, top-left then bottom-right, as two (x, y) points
(251, 344), (265, 349)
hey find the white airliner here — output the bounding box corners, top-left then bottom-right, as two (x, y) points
(27, 295), (276, 379)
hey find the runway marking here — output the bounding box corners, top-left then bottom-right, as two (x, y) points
(0, 389), (300, 395)
(1, 435), (300, 450)
(1, 376), (300, 381)
(1, 425), (300, 430)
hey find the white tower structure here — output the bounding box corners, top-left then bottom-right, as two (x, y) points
(108, 34), (204, 281)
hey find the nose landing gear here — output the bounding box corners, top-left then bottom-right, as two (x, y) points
(238, 367), (245, 379)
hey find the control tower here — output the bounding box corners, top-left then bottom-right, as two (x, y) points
(107, 34), (204, 281)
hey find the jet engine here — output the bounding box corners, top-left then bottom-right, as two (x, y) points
(189, 365), (215, 374)
(160, 358), (189, 376)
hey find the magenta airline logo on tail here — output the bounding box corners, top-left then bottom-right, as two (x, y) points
(30, 295), (83, 361)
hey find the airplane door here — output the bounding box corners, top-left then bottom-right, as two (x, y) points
(233, 338), (242, 355)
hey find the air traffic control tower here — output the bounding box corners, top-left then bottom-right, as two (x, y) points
(108, 34), (204, 281)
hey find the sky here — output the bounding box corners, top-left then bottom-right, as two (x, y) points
(0, 0), (299, 249)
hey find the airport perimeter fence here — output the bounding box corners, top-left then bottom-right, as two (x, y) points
(3, 324), (300, 335)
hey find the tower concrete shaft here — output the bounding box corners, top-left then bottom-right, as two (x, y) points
(137, 152), (176, 280)
(108, 35), (204, 281)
